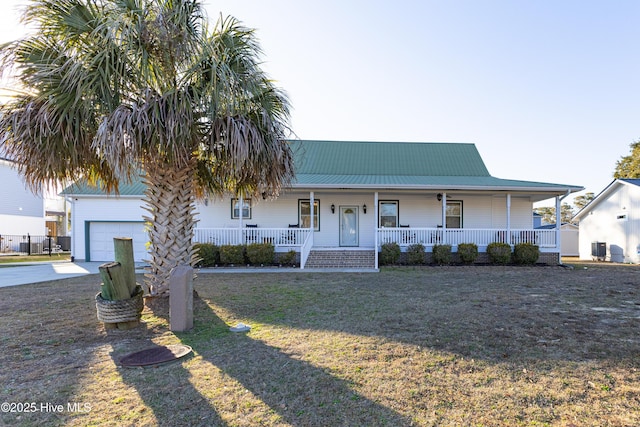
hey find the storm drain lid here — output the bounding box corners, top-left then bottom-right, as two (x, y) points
(120, 344), (192, 367)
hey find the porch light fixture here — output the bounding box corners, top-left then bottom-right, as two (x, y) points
(331, 204), (335, 214)
(437, 193), (443, 201)
(363, 204), (367, 214)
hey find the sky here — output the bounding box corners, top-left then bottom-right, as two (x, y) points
(0, 0), (638, 207)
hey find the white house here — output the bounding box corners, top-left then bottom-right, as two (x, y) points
(573, 178), (640, 263)
(0, 157), (45, 239)
(62, 140), (583, 267)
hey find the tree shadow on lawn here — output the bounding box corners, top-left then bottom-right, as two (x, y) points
(113, 294), (411, 426)
(198, 269), (640, 366)
(110, 296), (227, 427)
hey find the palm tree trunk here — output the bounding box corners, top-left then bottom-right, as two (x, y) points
(142, 161), (199, 296)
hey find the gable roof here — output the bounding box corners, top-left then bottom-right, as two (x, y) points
(62, 140), (583, 197)
(573, 178), (640, 221)
(292, 140), (490, 176)
(290, 140), (582, 194)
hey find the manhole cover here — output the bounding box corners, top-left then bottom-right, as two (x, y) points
(120, 344), (192, 367)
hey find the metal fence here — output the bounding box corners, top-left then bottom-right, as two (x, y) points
(0, 234), (71, 256)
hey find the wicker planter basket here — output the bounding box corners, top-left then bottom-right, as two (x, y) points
(95, 286), (144, 323)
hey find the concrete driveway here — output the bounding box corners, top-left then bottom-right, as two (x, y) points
(0, 261), (102, 288)
(0, 261), (378, 288)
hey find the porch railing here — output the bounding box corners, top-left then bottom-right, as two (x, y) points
(193, 227), (314, 269)
(376, 228), (557, 250)
(193, 227), (312, 248)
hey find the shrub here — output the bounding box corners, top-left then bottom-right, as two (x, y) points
(487, 242), (512, 264)
(219, 244), (245, 265)
(194, 243), (219, 267)
(432, 244), (452, 265)
(246, 242), (275, 265)
(380, 242), (401, 265)
(406, 243), (426, 265)
(514, 242), (540, 265)
(279, 250), (297, 266)
(457, 243), (478, 264)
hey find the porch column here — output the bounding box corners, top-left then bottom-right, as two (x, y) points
(442, 193), (447, 230)
(238, 195), (243, 245)
(555, 195), (561, 251)
(374, 191), (379, 269)
(309, 191), (315, 246)
(441, 192), (447, 243)
(506, 193), (511, 245)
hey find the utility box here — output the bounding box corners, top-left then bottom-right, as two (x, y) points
(591, 242), (606, 261)
(57, 236), (71, 251)
(19, 242), (42, 254)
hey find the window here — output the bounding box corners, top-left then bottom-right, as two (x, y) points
(299, 199), (320, 231)
(379, 201), (398, 227)
(231, 198), (251, 219)
(446, 201), (462, 228)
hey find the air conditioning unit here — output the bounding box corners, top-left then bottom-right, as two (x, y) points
(591, 241), (606, 261)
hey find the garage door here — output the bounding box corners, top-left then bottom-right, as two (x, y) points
(89, 222), (148, 262)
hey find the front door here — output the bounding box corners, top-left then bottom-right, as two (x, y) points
(339, 206), (359, 246)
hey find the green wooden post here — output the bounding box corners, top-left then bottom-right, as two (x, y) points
(113, 237), (136, 296)
(98, 262), (130, 301)
(99, 262), (118, 300)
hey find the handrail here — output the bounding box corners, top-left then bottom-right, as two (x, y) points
(299, 230), (313, 269)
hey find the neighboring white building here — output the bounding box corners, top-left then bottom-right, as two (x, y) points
(574, 178), (640, 263)
(62, 140), (583, 266)
(44, 184), (70, 238)
(0, 157), (45, 237)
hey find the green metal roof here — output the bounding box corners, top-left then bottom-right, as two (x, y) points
(290, 140), (490, 177)
(61, 140), (583, 195)
(61, 177), (146, 196)
(289, 140), (582, 193)
(293, 173), (578, 190)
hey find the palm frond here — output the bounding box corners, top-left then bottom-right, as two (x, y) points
(0, 0), (294, 292)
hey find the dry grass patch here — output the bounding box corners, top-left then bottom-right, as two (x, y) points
(1, 263), (639, 426)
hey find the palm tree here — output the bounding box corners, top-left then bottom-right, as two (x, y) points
(0, 0), (294, 296)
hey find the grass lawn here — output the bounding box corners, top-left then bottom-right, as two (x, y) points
(0, 253), (71, 264)
(1, 263), (639, 426)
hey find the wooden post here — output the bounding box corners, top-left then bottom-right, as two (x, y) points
(98, 262), (130, 301)
(113, 237), (136, 296)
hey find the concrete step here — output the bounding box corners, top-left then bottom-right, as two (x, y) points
(304, 250), (375, 269)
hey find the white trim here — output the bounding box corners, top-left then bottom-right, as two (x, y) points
(290, 183), (582, 193)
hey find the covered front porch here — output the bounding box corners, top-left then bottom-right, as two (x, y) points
(192, 225), (560, 269)
(193, 189), (567, 269)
